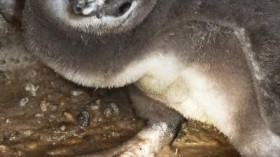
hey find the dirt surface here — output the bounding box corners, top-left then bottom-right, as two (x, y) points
(0, 16), (240, 157)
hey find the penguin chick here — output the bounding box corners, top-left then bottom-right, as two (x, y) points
(22, 0), (280, 157)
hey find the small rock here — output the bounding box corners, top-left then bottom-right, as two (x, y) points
(19, 97), (29, 107)
(25, 82), (39, 97)
(5, 118), (11, 124)
(9, 132), (19, 141)
(104, 108), (113, 118)
(90, 104), (100, 111)
(62, 111), (75, 122)
(23, 130), (33, 136)
(17, 150), (25, 156)
(104, 103), (120, 118)
(34, 113), (44, 118)
(77, 110), (90, 127)
(59, 125), (67, 132)
(26, 142), (38, 150)
(111, 131), (120, 137)
(40, 100), (49, 112)
(110, 102), (119, 115)
(49, 114), (56, 119)
(58, 96), (67, 106)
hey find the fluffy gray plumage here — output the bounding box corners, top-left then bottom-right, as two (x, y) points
(2, 0), (280, 157)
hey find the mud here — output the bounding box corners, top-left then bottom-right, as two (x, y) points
(0, 16), (240, 157)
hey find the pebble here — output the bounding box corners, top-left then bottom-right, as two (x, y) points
(23, 130), (33, 136)
(5, 118), (11, 124)
(90, 104), (100, 110)
(17, 150), (25, 156)
(111, 131), (120, 137)
(26, 142), (38, 150)
(104, 108), (113, 118)
(77, 110), (90, 127)
(58, 96), (67, 106)
(59, 125), (67, 132)
(19, 97), (29, 107)
(25, 82), (39, 97)
(9, 132), (19, 141)
(62, 111), (75, 122)
(104, 103), (120, 118)
(34, 113), (44, 118)
(49, 114), (56, 119)
(40, 101), (49, 112)
(110, 103), (119, 115)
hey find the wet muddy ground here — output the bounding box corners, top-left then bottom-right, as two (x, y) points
(0, 16), (240, 157)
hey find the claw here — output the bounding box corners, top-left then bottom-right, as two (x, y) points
(79, 123), (175, 157)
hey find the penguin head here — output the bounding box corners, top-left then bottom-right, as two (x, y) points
(38, 0), (157, 35)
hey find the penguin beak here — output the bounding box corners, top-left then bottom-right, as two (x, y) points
(69, 0), (103, 16)
(69, 0), (133, 18)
